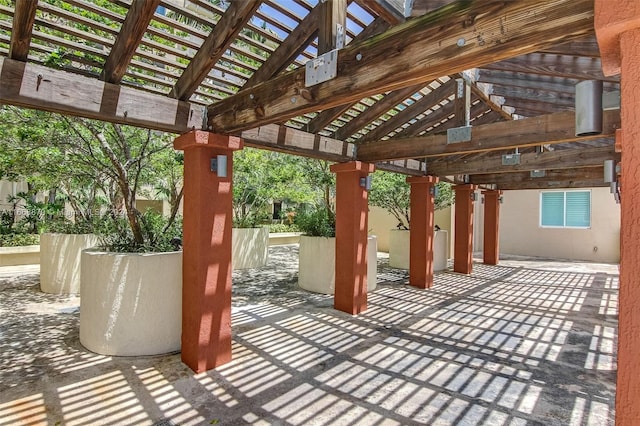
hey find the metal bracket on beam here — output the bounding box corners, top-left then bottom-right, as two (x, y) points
(530, 169), (546, 178)
(447, 126), (472, 144)
(336, 24), (345, 49)
(305, 50), (338, 87)
(502, 153), (521, 166)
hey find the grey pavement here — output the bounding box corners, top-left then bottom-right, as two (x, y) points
(0, 246), (617, 425)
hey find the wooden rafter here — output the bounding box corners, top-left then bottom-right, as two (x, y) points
(208, 0), (595, 133)
(483, 53), (618, 82)
(101, 0), (161, 84)
(355, 0), (405, 25)
(470, 167), (605, 185)
(170, 0), (260, 101)
(243, 4), (322, 88)
(318, 0), (347, 54)
(360, 80), (455, 142)
(304, 17), (390, 134)
(498, 179), (608, 190)
(357, 109), (620, 162)
(426, 145), (618, 176)
(9, 0), (37, 61)
(491, 85), (575, 108)
(333, 84), (423, 140)
(538, 35), (601, 58)
(470, 111), (503, 127)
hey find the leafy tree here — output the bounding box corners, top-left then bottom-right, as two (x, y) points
(369, 171), (454, 230)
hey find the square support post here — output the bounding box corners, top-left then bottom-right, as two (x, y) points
(407, 176), (439, 289)
(330, 161), (375, 315)
(453, 184), (477, 274)
(482, 190), (502, 265)
(174, 131), (243, 373)
(596, 3), (640, 423)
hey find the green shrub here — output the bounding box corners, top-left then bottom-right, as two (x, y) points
(96, 211), (183, 253)
(295, 207), (335, 238)
(267, 223), (300, 233)
(0, 233), (40, 247)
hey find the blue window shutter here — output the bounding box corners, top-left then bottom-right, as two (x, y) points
(541, 192), (564, 226)
(565, 191), (591, 227)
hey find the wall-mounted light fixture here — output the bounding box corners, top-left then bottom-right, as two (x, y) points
(210, 154), (228, 178)
(499, 196), (504, 204)
(604, 159), (615, 183)
(360, 176), (372, 191)
(575, 80), (603, 136)
(429, 186), (439, 197)
(470, 191), (477, 201)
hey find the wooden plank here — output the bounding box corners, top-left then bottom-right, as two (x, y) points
(357, 109), (620, 162)
(426, 145), (618, 176)
(355, 0), (405, 25)
(305, 17), (391, 134)
(470, 167), (605, 184)
(453, 78), (470, 126)
(318, 0), (347, 54)
(537, 35), (601, 58)
(477, 70), (584, 94)
(208, 0), (595, 133)
(359, 80), (455, 142)
(505, 100), (572, 116)
(170, 0), (260, 101)
(483, 53), (619, 82)
(0, 57), (204, 134)
(101, 0), (161, 84)
(9, 0), (38, 61)
(470, 111), (503, 127)
(498, 179), (608, 190)
(491, 85), (575, 108)
(411, 0), (456, 17)
(243, 5), (322, 88)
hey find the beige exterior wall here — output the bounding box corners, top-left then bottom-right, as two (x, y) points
(498, 187), (620, 263)
(368, 205), (453, 257)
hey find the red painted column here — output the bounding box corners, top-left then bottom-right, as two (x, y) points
(482, 190), (502, 265)
(595, 3), (640, 423)
(407, 176), (439, 289)
(453, 184), (477, 274)
(330, 161), (375, 315)
(173, 131), (243, 373)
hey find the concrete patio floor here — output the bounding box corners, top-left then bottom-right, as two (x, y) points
(0, 246), (618, 425)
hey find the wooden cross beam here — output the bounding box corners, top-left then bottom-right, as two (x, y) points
(170, 0), (260, 101)
(207, 0), (595, 133)
(470, 167), (605, 185)
(101, 0), (161, 84)
(497, 179), (609, 190)
(356, 109), (620, 162)
(426, 145), (618, 176)
(9, 0), (37, 61)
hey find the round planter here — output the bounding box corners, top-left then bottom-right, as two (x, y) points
(80, 249), (182, 356)
(40, 233), (99, 294)
(389, 229), (448, 271)
(232, 227), (269, 269)
(298, 235), (377, 295)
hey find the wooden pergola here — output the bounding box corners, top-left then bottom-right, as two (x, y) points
(1, 0), (618, 187)
(3, 1), (639, 424)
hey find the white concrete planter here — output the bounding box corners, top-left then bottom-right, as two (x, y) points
(298, 235), (377, 295)
(232, 227), (269, 269)
(389, 229), (448, 271)
(40, 233), (99, 294)
(80, 250), (182, 356)
(0, 245), (39, 266)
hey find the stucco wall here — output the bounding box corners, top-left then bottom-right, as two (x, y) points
(369, 205), (453, 256)
(498, 188), (620, 263)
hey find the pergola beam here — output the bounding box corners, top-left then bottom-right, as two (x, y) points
(470, 167), (605, 185)
(208, 0), (595, 133)
(426, 145), (618, 176)
(498, 179), (608, 190)
(170, 0), (260, 101)
(355, 0), (405, 25)
(243, 4), (321, 88)
(9, 0), (37, 61)
(101, 0), (161, 84)
(357, 109), (620, 162)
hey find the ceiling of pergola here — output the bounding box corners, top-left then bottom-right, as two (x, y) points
(0, 0), (620, 190)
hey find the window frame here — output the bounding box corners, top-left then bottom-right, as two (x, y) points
(539, 189), (592, 229)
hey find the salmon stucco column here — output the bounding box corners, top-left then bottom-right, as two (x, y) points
(595, 2), (640, 423)
(407, 176), (439, 289)
(330, 161), (375, 315)
(174, 131), (243, 373)
(453, 184), (477, 274)
(482, 190), (502, 265)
